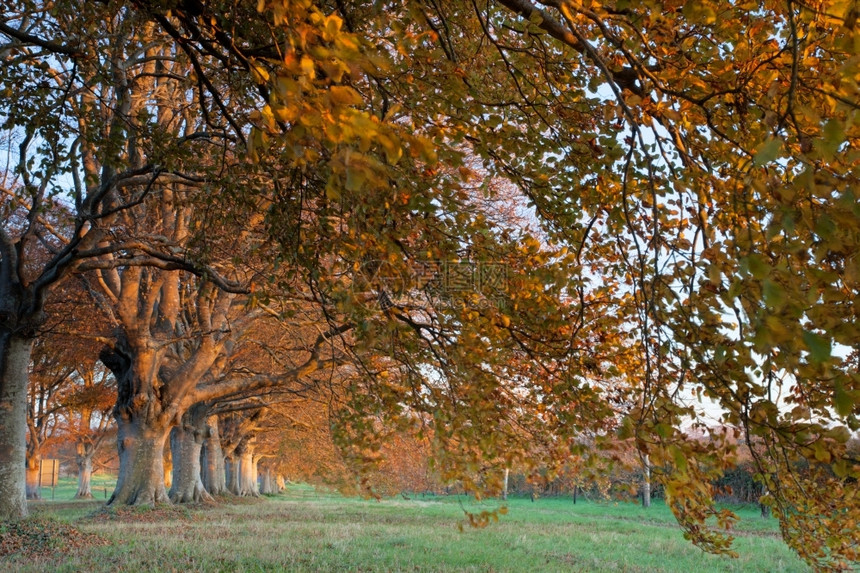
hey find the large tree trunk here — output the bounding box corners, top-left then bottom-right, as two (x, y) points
(169, 408), (213, 503)
(201, 416), (226, 495)
(108, 418), (171, 506)
(231, 444), (258, 497)
(75, 443), (95, 499)
(0, 333), (33, 520)
(25, 454), (41, 500)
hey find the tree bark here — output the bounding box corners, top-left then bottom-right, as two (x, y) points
(201, 415), (226, 495)
(163, 446), (173, 491)
(250, 453), (260, 496)
(276, 474), (286, 492)
(260, 467), (275, 495)
(169, 408), (213, 503)
(25, 454), (41, 500)
(108, 418), (171, 506)
(227, 455), (240, 495)
(231, 443), (259, 497)
(0, 333), (32, 519)
(642, 454), (651, 508)
(75, 446), (94, 499)
(503, 468), (509, 501)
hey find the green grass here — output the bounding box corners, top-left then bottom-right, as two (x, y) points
(4, 483), (810, 572)
(29, 473), (117, 503)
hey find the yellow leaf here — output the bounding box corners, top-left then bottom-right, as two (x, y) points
(250, 63), (269, 85)
(329, 85), (363, 107)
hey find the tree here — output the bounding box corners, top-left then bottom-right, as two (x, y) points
(0, 0), (251, 518)
(5, 0), (860, 568)
(61, 360), (114, 500)
(24, 337), (75, 499)
(271, 1), (859, 567)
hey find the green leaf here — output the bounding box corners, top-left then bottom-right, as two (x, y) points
(670, 445), (688, 472)
(742, 254), (770, 279)
(682, 3), (717, 24)
(345, 166), (366, 191)
(834, 382), (853, 417)
(802, 331), (831, 364)
(762, 279), (786, 308)
(753, 137), (782, 166)
(818, 119), (845, 159)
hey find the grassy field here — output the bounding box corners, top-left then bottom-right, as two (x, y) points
(3, 479), (810, 572)
(28, 473), (118, 502)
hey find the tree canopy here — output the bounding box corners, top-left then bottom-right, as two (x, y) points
(2, 0), (859, 569)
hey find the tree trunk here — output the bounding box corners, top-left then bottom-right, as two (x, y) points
(250, 453), (260, 496)
(642, 454), (651, 508)
(75, 446), (94, 499)
(163, 446), (173, 490)
(227, 456), (240, 495)
(108, 418), (171, 506)
(201, 416), (226, 495)
(232, 445), (258, 497)
(260, 467), (277, 495)
(169, 415), (213, 503)
(276, 474), (286, 492)
(25, 455), (41, 500)
(0, 333), (32, 520)
(502, 468), (509, 501)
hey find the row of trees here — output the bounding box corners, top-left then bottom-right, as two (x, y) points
(2, 1), (859, 569)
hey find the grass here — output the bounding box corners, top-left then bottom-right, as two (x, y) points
(3, 480), (810, 572)
(29, 473), (117, 503)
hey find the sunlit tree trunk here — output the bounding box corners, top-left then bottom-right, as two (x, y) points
(0, 332), (32, 519)
(503, 468), (509, 501)
(231, 442), (258, 497)
(25, 454), (40, 500)
(250, 454), (260, 496)
(109, 417), (171, 506)
(75, 444), (95, 499)
(163, 441), (173, 491)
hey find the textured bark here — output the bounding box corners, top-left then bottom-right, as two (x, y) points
(201, 416), (226, 495)
(250, 454), (260, 496)
(74, 448), (94, 499)
(169, 408), (213, 503)
(260, 467), (275, 495)
(231, 444), (258, 497)
(25, 455), (41, 500)
(503, 468), (509, 501)
(227, 456), (240, 495)
(276, 475), (286, 491)
(0, 333), (32, 520)
(108, 418), (170, 506)
(163, 447), (173, 490)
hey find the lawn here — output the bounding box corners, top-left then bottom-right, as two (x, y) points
(3, 480), (810, 572)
